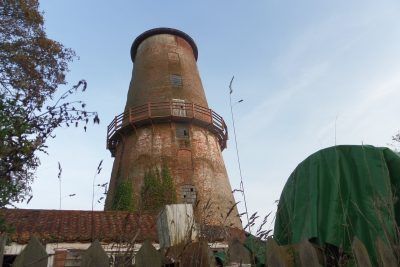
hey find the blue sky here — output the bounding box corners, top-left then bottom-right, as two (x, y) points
(19, 0), (400, 231)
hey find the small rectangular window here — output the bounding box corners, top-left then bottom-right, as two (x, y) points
(168, 52), (180, 62)
(172, 99), (186, 117)
(65, 249), (84, 266)
(176, 124), (190, 139)
(170, 74), (182, 87)
(180, 185), (196, 204)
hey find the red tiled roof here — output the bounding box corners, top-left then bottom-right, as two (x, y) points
(0, 209), (157, 244)
(0, 209), (246, 244)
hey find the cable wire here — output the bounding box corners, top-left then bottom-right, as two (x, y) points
(229, 76), (251, 233)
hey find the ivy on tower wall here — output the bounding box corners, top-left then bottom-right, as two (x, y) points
(140, 164), (176, 212)
(111, 180), (135, 211)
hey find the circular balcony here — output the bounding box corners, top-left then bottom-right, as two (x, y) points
(107, 101), (228, 157)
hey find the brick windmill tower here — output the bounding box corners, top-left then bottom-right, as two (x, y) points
(105, 28), (242, 229)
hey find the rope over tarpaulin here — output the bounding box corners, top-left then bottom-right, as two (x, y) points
(274, 145), (400, 265)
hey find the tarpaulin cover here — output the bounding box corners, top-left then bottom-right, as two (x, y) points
(274, 145), (400, 264)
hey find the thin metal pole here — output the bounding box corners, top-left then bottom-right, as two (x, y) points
(58, 162), (62, 210)
(91, 173), (96, 212)
(229, 76), (251, 233)
(59, 178), (61, 210)
(91, 167), (97, 242)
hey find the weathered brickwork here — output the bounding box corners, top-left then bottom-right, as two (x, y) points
(105, 28), (242, 229)
(105, 123), (241, 228)
(53, 250), (68, 267)
(125, 33), (208, 109)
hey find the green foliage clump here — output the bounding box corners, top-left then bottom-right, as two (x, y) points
(111, 180), (135, 211)
(161, 165), (177, 204)
(140, 165), (176, 212)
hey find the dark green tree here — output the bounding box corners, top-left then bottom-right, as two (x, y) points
(394, 133), (400, 143)
(0, 0), (98, 207)
(392, 133), (400, 155)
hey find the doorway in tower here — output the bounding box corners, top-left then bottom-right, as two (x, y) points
(172, 99), (186, 117)
(175, 123), (190, 149)
(176, 148), (196, 204)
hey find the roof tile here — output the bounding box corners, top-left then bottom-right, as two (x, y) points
(0, 209), (245, 244)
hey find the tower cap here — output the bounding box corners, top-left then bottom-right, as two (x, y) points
(130, 27), (198, 62)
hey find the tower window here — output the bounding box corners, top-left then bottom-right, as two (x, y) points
(172, 99), (186, 117)
(176, 124), (190, 139)
(170, 74), (182, 87)
(168, 52), (180, 62)
(168, 53), (181, 74)
(180, 185), (196, 204)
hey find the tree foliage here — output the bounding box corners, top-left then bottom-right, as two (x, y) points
(0, 0), (99, 207)
(394, 133), (400, 143)
(393, 133), (400, 155)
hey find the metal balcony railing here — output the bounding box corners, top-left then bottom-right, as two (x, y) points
(107, 101), (228, 156)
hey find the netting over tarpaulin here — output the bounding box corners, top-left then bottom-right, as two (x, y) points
(274, 145), (400, 264)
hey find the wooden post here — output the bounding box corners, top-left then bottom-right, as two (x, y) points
(81, 240), (109, 267)
(297, 239), (320, 267)
(13, 236), (48, 267)
(0, 234), (6, 267)
(352, 237), (372, 267)
(180, 241), (215, 267)
(266, 238), (290, 267)
(376, 237), (397, 267)
(135, 240), (162, 267)
(228, 239), (252, 266)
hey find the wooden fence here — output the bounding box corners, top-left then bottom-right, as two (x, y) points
(1, 234), (399, 266)
(264, 237), (399, 267)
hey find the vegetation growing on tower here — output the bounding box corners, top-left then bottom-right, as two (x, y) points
(111, 180), (135, 211)
(140, 164), (176, 212)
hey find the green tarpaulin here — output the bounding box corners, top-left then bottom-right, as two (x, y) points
(274, 145), (400, 265)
